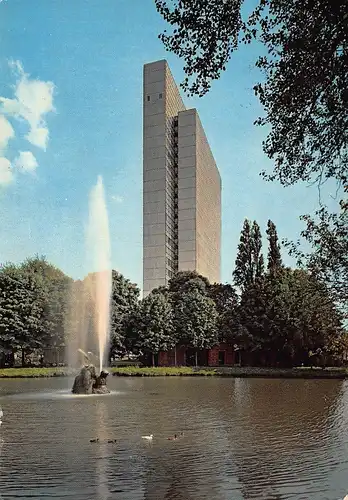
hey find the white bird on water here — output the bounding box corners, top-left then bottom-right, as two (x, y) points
(141, 434), (153, 441)
(0, 407), (3, 425)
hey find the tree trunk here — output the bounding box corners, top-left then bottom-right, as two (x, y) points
(195, 350), (198, 367)
(174, 346), (177, 366)
(22, 349), (25, 368)
(152, 352), (155, 367)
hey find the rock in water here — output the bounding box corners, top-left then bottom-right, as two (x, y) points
(71, 365), (109, 394)
(92, 370), (110, 394)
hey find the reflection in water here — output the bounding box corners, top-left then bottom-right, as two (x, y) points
(95, 401), (109, 500)
(0, 377), (348, 499)
(226, 379), (345, 499)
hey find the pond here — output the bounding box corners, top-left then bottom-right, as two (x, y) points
(0, 376), (348, 499)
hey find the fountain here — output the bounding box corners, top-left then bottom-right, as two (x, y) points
(71, 350), (110, 394)
(70, 175), (112, 395)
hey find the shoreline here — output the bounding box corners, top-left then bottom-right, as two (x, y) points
(0, 366), (347, 379)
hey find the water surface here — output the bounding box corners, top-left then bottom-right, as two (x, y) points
(0, 377), (348, 499)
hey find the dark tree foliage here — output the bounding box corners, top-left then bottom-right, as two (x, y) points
(251, 220), (264, 279)
(233, 219), (253, 289)
(135, 291), (175, 366)
(208, 283), (238, 317)
(233, 219), (264, 289)
(208, 283), (239, 341)
(237, 268), (345, 367)
(173, 287), (218, 359)
(109, 270), (140, 357)
(0, 259), (72, 366)
(0, 267), (42, 358)
(155, 0), (348, 297)
(168, 270), (210, 293)
(19, 256), (73, 347)
(0, 257), (346, 368)
(266, 220), (283, 274)
(155, 0), (347, 186)
(155, 0), (243, 97)
(285, 200), (348, 306)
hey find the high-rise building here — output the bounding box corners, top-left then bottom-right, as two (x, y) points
(143, 60), (221, 296)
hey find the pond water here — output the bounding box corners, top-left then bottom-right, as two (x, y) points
(0, 376), (348, 500)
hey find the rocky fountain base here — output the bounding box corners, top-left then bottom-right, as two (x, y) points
(72, 364), (110, 395)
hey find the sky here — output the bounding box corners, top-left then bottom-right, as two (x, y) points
(0, 0), (337, 290)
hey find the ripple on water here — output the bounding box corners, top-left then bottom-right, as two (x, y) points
(0, 377), (348, 500)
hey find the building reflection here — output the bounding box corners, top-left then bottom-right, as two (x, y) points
(140, 378), (237, 500)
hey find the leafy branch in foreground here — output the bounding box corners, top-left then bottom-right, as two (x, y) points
(155, 0), (348, 302)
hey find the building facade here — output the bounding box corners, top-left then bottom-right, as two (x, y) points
(143, 60), (221, 296)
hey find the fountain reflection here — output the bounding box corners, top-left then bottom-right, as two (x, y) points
(95, 401), (110, 500)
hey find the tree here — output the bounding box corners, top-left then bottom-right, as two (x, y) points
(233, 219), (253, 289)
(19, 256), (72, 348)
(136, 291), (175, 366)
(155, 0), (347, 187)
(285, 204), (348, 306)
(233, 219), (264, 289)
(109, 270), (140, 358)
(155, 0), (348, 299)
(0, 264), (47, 366)
(168, 270), (210, 294)
(236, 267), (345, 367)
(208, 283), (239, 341)
(266, 220), (283, 274)
(173, 288), (218, 365)
(251, 220), (264, 279)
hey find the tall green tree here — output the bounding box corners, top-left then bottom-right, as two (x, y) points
(109, 270), (140, 358)
(251, 220), (264, 279)
(173, 288), (218, 365)
(19, 256), (72, 348)
(237, 268), (345, 367)
(266, 220), (283, 274)
(233, 219), (253, 289)
(208, 283), (239, 341)
(155, 0), (347, 300)
(0, 264), (47, 366)
(136, 291), (175, 366)
(233, 219), (264, 289)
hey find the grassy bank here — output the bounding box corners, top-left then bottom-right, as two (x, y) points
(111, 366), (348, 378)
(110, 366), (216, 377)
(0, 367), (72, 378)
(216, 366), (348, 379)
(0, 366), (347, 379)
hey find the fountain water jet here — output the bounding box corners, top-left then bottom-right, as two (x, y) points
(70, 175), (112, 394)
(87, 175), (112, 374)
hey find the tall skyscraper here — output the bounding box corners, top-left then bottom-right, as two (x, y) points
(143, 60), (221, 296)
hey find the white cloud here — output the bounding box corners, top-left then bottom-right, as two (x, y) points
(26, 127), (49, 150)
(0, 157), (13, 186)
(0, 60), (55, 150)
(14, 151), (38, 173)
(0, 114), (14, 152)
(111, 195), (124, 203)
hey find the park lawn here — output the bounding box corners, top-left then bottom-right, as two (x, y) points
(0, 366), (216, 378)
(109, 366), (216, 376)
(0, 367), (72, 378)
(0, 366), (347, 378)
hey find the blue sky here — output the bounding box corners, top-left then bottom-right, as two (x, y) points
(0, 0), (336, 289)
